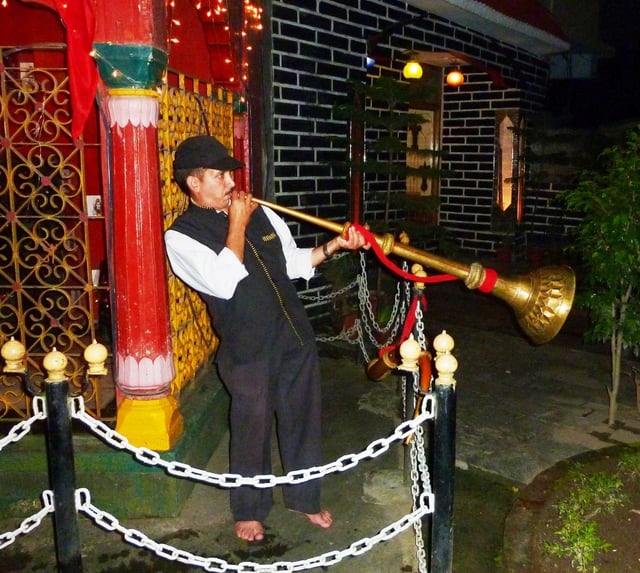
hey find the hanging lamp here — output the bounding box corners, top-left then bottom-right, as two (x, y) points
(403, 60), (423, 79)
(446, 67), (464, 87)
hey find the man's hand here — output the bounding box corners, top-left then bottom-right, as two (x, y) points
(228, 190), (259, 225)
(312, 224), (370, 267)
(336, 225), (370, 251)
(226, 190), (258, 262)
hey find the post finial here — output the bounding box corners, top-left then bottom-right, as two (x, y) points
(84, 339), (108, 376)
(43, 347), (68, 383)
(1, 337), (26, 373)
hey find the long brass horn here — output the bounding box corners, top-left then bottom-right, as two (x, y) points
(252, 198), (576, 344)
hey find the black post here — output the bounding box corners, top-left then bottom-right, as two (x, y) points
(44, 377), (83, 572)
(430, 375), (456, 572)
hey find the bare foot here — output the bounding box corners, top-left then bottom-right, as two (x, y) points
(234, 520), (264, 542)
(304, 509), (333, 529)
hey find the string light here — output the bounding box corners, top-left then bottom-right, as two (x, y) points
(3, 0), (263, 89)
(164, 0), (263, 87)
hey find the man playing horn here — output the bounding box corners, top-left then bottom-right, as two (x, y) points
(164, 135), (368, 542)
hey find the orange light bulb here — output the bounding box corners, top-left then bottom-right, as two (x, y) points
(446, 68), (464, 87)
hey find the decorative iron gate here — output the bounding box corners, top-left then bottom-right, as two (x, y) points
(0, 45), (112, 421)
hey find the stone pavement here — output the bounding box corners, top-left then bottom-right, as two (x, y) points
(3, 274), (640, 572)
(423, 280), (640, 487)
(446, 323), (640, 485)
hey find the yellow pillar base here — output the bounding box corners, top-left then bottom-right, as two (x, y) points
(116, 395), (184, 451)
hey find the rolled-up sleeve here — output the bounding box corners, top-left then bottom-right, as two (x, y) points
(164, 229), (248, 299)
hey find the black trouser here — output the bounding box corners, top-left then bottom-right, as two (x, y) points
(217, 327), (323, 523)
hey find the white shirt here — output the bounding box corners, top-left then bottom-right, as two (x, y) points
(164, 206), (315, 300)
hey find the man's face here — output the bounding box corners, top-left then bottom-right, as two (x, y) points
(188, 169), (236, 211)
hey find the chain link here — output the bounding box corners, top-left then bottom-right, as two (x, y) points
(76, 486), (433, 572)
(0, 396), (47, 453)
(0, 490), (54, 550)
(313, 253), (412, 365)
(0, 387), (440, 571)
(411, 418), (432, 573)
(356, 254), (407, 347)
(406, 297), (432, 573)
(298, 277), (359, 304)
(414, 297), (428, 350)
(299, 252), (359, 305)
(70, 396), (433, 489)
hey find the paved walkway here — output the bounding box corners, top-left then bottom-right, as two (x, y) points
(447, 323), (640, 485)
(423, 280), (640, 486)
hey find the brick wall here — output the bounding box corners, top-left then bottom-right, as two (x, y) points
(270, 0), (555, 315)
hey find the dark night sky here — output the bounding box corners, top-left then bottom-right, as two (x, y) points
(548, 0), (640, 127)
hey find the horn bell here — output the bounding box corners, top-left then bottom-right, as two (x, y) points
(492, 265), (576, 345)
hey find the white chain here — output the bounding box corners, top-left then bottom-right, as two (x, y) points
(76, 487), (433, 572)
(0, 490), (54, 550)
(315, 320), (359, 345)
(298, 278), (360, 304)
(0, 396), (47, 453)
(70, 396), (434, 488)
(0, 392), (438, 571)
(354, 318), (372, 363)
(350, 253), (408, 362)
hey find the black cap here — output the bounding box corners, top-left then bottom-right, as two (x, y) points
(173, 135), (244, 172)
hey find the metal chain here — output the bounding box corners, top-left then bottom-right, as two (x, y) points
(357, 253), (405, 335)
(0, 393), (438, 572)
(0, 396), (47, 453)
(298, 278), (359, 304)
(407, 295), (432, 573)
(70, 396), (434, 489)
(413, 296), (428, 350)
(299, 252), (359, 305)
(355, 318), (372, 363)
(76, 486), (433, 572)
(355, 253), (408, 357)
(316, 319), (360, 345)
(0, 490), (54, 550)
(311, 253), (415, 366)
(410, 428), (430, 573)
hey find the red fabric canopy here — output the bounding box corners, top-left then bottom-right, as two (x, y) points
(28, 0), (98, 140)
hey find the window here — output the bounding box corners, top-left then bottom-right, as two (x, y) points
(406, 105), (440, 199)
(493, 109), (526, 231)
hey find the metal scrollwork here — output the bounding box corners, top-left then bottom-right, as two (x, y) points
(0, 46), (111, 421)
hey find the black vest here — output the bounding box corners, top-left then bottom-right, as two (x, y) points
(169, 204), (314, 363)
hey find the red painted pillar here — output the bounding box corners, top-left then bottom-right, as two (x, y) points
(92, 0), (182, 449)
